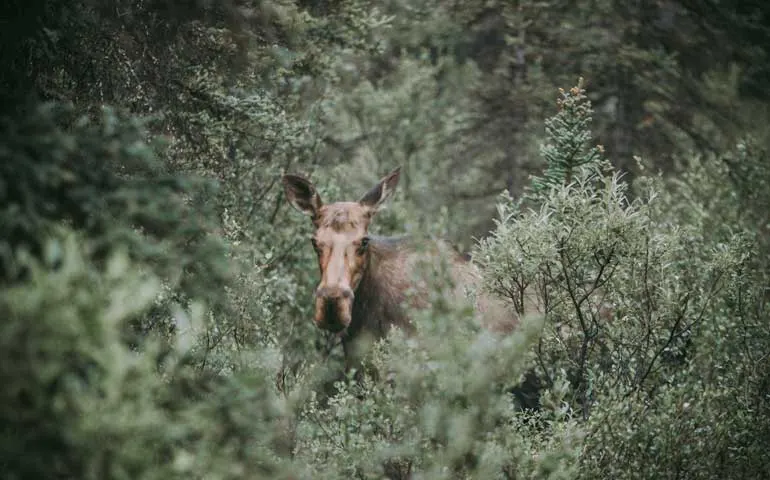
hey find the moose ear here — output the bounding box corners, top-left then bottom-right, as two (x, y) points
(359, 166), (401, 211)
(282, 174), (323, 217)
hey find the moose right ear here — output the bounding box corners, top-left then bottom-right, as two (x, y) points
(282, 174), (323, 217)
(359, 166), (401, 212)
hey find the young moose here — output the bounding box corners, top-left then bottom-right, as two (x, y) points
(282, 167), (519, 368)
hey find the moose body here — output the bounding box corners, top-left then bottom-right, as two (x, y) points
(282, 167), (519, 369)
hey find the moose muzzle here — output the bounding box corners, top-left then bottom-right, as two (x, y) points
(314, 285), (354, 332)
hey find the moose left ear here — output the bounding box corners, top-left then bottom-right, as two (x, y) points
(282, 174), (323, 217)
(359, 166), (401, 211)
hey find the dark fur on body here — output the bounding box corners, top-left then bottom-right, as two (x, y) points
(337, 235), (414, 370)
(346, 235), (414, 340)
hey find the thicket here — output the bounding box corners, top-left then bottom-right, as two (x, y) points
(2, 0), (770, 479)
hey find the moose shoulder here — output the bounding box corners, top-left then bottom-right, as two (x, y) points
(282, 167), (522, 368)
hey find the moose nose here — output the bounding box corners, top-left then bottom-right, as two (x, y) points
(316, 286), (354, 301)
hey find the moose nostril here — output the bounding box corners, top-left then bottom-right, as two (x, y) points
(316, 286), (354, 300)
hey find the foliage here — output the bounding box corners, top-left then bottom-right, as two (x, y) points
(0, 231), (295, 480)
(528, 79), (611, 197)
(476, 82), (770, 478)
(2, 0), (770, 479)
(0, 103), (230, 347)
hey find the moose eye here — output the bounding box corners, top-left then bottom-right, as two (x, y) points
(358, 236), (370, 254)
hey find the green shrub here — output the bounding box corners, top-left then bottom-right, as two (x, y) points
(0, 231), (296, 479)
(0, 103), (229, 343)
(475, 82), (770, 479)
(293, 265), (582, 479)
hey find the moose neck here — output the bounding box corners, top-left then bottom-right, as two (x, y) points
(346, 235), (414, 342)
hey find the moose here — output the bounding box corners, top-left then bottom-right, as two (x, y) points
(282, 166), (528, 372)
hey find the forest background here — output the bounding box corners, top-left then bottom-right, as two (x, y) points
(1, 0), (770, 478)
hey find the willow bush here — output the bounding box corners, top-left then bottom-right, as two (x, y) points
(475, 83), (770, 479)
(0, 231), (304, 480)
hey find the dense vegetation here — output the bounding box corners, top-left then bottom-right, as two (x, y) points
(1, 0), (769, 478)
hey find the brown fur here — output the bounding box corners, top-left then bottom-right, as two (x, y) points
(282, 167), (525, 368)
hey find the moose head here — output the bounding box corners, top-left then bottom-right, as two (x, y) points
(282, 167), (401, 333)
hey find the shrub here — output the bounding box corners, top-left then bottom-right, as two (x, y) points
(475, 81), (770, 479)
(0, 231), (295, 479)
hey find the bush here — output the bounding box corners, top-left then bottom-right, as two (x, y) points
(475, 82), (770, 479)
(0, 231), (295, 479)
(0, 102), (230, 344)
